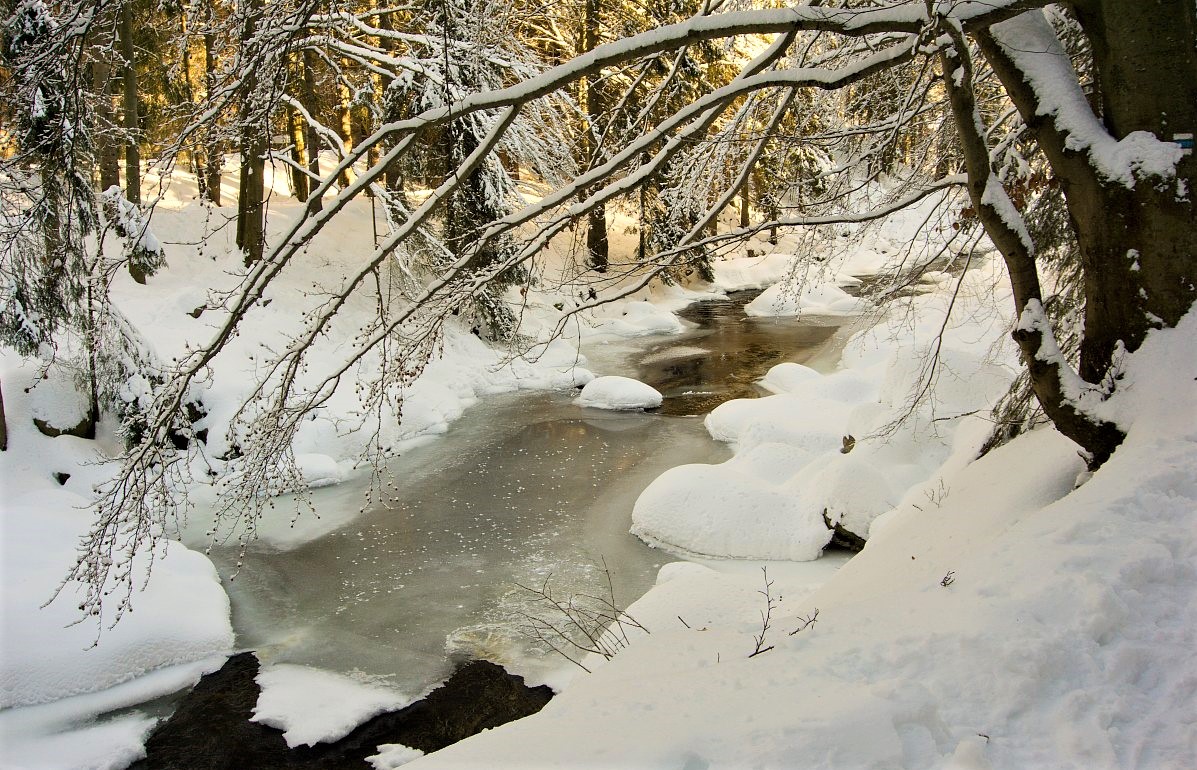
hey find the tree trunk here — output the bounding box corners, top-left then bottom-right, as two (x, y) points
(202, 23), (222, 206)
(739, 174), (751, 229)
(302, 48), (324, 215)
(118, 3), (140, 205)
(1063, 0), (1197, 377)
(971, 3), (1197, 465)
(939, 20), (1123, 467)
(235, 0), (266, 266)
(91, 19), (120, 193)
(287, 102), (309, 201)
(582, 0), (608, 273)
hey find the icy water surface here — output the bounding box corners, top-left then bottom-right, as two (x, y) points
(210, 292), (859, 695)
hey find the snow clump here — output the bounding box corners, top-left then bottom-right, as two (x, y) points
(574, 376), (663, 411)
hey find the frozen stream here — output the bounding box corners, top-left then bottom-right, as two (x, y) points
(207, 292), (859, 696)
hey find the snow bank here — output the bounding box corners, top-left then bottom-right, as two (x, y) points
(632, 259), (1017, 559)
(253, 665), (413, 748)
(586, 300), (685, 338)
(708, 253), (797, 291)
(745, 281), (872, 317)
(404, 308), (1197, 770)
(0, 365), (234, 714)
(574, 376), (663, 411)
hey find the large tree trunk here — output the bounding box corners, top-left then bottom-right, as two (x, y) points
(1062, 0), (1197, 376)
(938, 19), (1124, 467)
(968, 3), (1197, 465)
(957, 3), (1192, 467)
(235, 0), (267, 266)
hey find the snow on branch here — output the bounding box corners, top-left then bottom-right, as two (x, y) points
(988, 12), (1185, 188)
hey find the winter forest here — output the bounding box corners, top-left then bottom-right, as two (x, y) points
(1, 0), (1194, 767)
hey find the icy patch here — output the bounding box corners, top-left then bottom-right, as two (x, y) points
(253, 664), (412, 748)
(574, 376), (663, 411)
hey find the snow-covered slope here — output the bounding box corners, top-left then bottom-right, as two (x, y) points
(406, 311), (1197, 769)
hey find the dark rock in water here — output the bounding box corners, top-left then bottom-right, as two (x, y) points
(130, 653), (553, 770)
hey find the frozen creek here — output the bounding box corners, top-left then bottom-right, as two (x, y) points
(207, 292), (859, 696)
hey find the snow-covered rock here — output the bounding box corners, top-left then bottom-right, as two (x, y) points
(631, 461), (832, 560)
(253, 665), (412, 748)
(574, 376), (663, 411)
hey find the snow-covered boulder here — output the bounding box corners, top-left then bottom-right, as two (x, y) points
(631, 461), (832, 560)
(574, 376), (663, 411)
(253, 664), (411, 748)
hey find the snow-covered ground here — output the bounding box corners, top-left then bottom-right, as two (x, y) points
(403, 305), (1197, 770)
(4, 162), (1193, 770)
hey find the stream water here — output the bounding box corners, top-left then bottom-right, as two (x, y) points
(208, 292), (859, 696)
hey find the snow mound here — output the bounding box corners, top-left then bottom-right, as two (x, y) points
(293, 453), (345, 489)
(590, 301), (684, 337)
(253, 664), (412, 748)
(745, 281), (871, 317)
(0, 364), (234, 715)
(574, 376), (663, 411)
(759, 362), (821, 393)
(708, 253), (796, 291)
(631, 461), (831, 560)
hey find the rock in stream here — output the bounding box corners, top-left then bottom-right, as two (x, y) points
(130, 652), (553, 769)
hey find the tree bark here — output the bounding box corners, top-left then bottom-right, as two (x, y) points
(201, 21), (222, 206)
(979, 5), (1197, 389)
(938, 17), (1124, 467)
(287, 102), (309, 201)
(301, 48), (324, 215)
(582, 0), (608, 273)
(118, 3), (140, 205)
(91, 17), (120, 193)
(235, 0), (267, 266)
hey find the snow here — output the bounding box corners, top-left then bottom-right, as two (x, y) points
(0, 160), (627, 767)
(369, 744), (426, 769)
(404, 307), (1197, 770)
(990, 12), (1184, 188)
(0, 359), (234, 716)
(587, 301), (685, 338)
(574, 375), (663, 411)
(745, 280), (872, 317)
(632, 255), (1018, 562)
(252, 664), (413, 748)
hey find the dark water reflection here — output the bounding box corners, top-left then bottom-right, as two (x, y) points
(640, 291), (854, 415)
